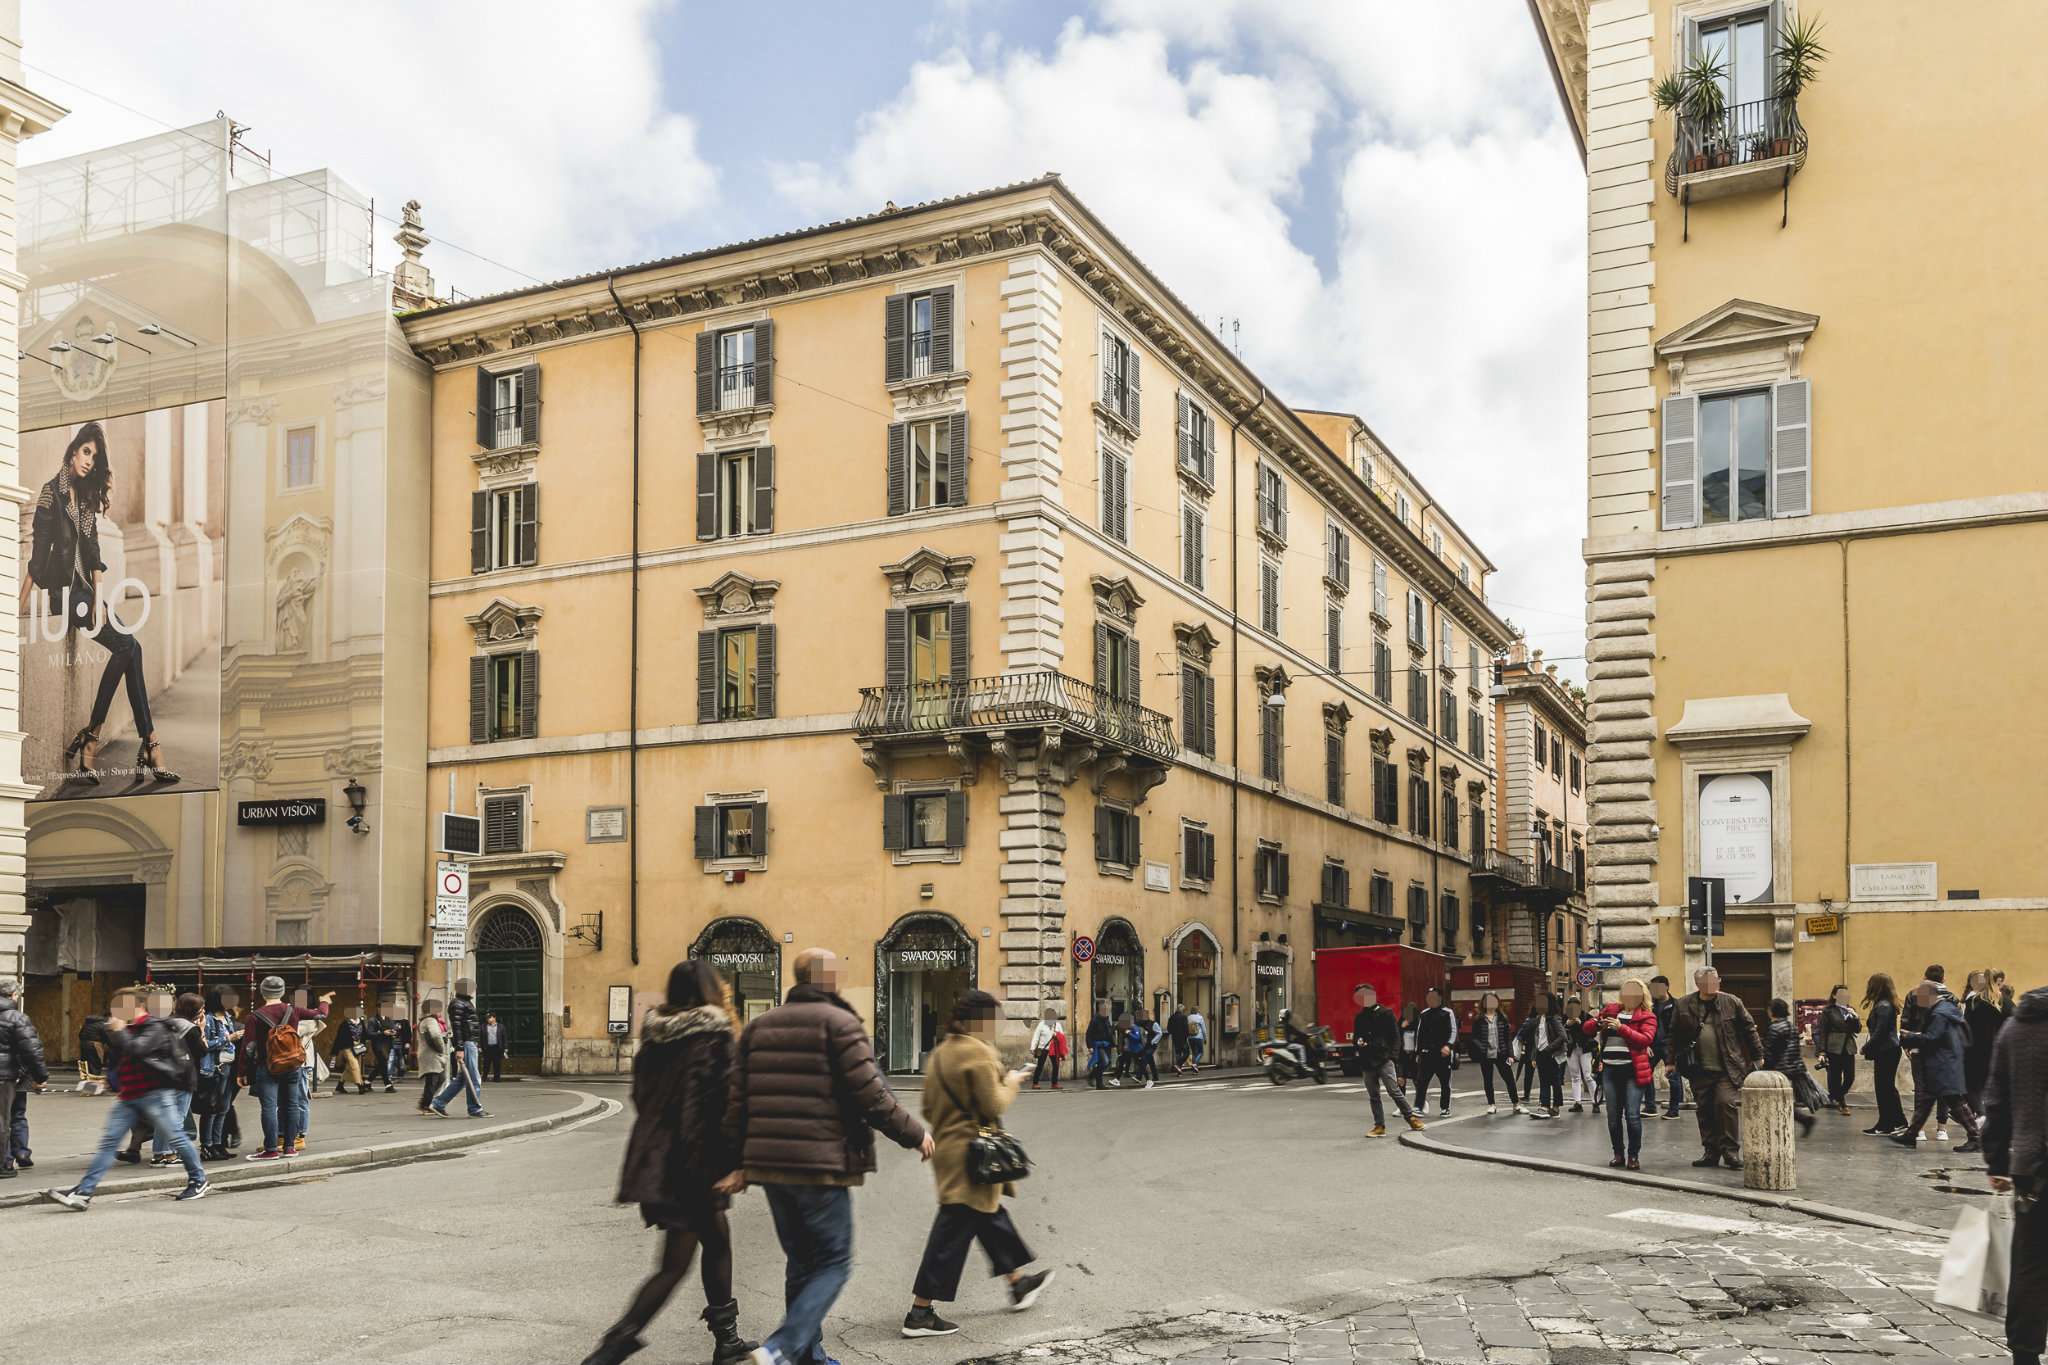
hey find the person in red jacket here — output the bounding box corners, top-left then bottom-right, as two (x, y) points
(1587, 978), (1658, 1171)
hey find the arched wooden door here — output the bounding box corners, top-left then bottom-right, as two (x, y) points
(473, 906), (544, 1062)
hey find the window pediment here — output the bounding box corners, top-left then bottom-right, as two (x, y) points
(1090, 573), (1146, 625)
(1368, 726), (1394, 756)
(1666, 693), (1812, 747)
(1657, 299), (1819, 384)
(696, 571), (781, 619)
(1173, 620), (1219, 666)
(466, 597), (543, 648)
(1254, 664), (1290, 698)
(1323, 702), (1351, 733)
(881, 547), (974, 598)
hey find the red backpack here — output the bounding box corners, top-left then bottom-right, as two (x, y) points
(264, 1006), (307, 1073)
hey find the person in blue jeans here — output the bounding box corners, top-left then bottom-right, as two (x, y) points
(1650, 975), (1684, 1118)
(197, 989), (242, 1160)
(722, 948), (930, 1365)
(241, 977), (332, 1159)
(430, 979), (490, 1119)
(45, 988), (207, 1209)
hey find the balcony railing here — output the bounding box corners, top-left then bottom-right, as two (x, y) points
(490, 404), (525, 449)
(908, 329), (934, 379)
(1664, 94), (1808, 198)
(718, 361), (757, 410)
(854, 670), (1176, 760)
(1540, 863), (1578, 897)
(1471, 847), (1535, 888)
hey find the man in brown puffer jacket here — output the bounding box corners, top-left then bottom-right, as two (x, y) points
(722, 947), (929, 1365)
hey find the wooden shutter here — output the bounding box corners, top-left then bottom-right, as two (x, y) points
(1373, 559), (1388, 618)
(752, 446), (775, 532)
(468, 655), (489, 743)
(1277, 851), (1290, 898)
(1261, 706), (1279, 779)
(1176, 395), (1192, 470)
(751, 320), (774, 405)
(1199, 407), (1215, 483)
(886, 423), (908, 517)
(1181, 665), (1200, 748)
(696, 452), (718, 540)
(695, 332), (717, 415)
(697, 630), (718, 722)
(1326, 731), (1343, 803)
(884, 294), (908, 383)
(1275, 475), (1287, 541)
(1260, 562), (1279, 634)
(693, 806), (717, 859)
(1101, 338), (1118, 412)
(1123, 632), (1140, 703)
(1771, 378), (1811, 518)
(1327, 604), (1342, 671)
(474, 368), (495, 447)
(948, 601), (970, 684)
(470, 490), (489, 573)
(754, 624), (777, 720)
(882, 794), (907, 851)
(929, 287), (954, 375)
(1106, 450), (1128, 541)
(515, 484), (538, 566)
(1203, 831), (1217, 881)
(945, 412), (968, 508)
(1182, 505), (1197, 584)
(944, 790), (966, 848)
(1093, 622), (1110, 692)
(1094, 804), (1110, 859)
(884, 608), (909, 687)
(519, 364), (540, 444)
(1126, 348), (1141, 428)
(1660, 393), (1701, 530)
(750, 802), (769, 856)
(1201, 673), (1216, 757)
(1337, 533), (1350, 589)
(1320, 861), (1334, 905)
(1184, 824), (1200, 879)
(484, 795), (524, 855)
(517, 651), (540, 738)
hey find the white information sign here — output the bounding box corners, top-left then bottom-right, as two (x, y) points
(1850, 862), (1938, 902)
(431, 927), (468, 961)
(1698, 773), (1773, 904)
(434, 860), (471, 930)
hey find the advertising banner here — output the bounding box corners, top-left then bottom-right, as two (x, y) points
(18, 401), (224, 800)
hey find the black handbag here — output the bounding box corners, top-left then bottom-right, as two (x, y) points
(937, 1065), (1031, 1186)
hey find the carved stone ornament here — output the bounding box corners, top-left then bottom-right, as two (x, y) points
(1090, 574), (1145, 626)
(1173, 621), (1219, 666)
(466, 597), (544, 647)
(1439, 762), (1461, 788)
(1254, 664), (1291, 698)
(1369, 726), (1394, 757)
(222, 740), (276, 782)
(882, 547), (975, 598)
(888, 370), (970, 413)
(1406, 746), (1428, 773)
(1323, 702), (1352, 733)
(702, 407), (771, 443)
(696, 571), (781, 620)
(324, 744), (383, 775)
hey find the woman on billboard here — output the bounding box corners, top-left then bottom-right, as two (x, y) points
(20, 421), (178, 784)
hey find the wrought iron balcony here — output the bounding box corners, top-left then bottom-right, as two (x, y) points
(1664, 94), (1808, 203)
(854, 670), (1176, 761)
(1471, 847), (1536, 888)
(1539, 863), (1578, 898)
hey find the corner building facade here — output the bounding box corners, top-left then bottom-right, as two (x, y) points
(404, 179), (1512, 1073)
(1531, 2), (2048, 1010)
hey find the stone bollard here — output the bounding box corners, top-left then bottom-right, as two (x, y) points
(1741, 1069), (1797, 1191)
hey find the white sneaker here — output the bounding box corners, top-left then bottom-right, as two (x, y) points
(1144, 1080), (1155, 1089)
(1514, 1103), (1527, 1115)
(1487, 1105), (1497, 1115)
(1935, 1128), (1950, 1142)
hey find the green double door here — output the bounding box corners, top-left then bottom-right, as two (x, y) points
(475, 949), (543, 1061)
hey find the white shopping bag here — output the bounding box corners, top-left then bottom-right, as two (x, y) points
(1935, 1197), (2013, 1318)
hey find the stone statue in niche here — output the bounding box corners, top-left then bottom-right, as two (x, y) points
(275, 569), (318, 652)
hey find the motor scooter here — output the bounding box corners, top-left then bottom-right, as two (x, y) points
(1260, 1027), (1330, 1084)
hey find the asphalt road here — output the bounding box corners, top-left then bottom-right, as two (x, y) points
(7, 1076), (1765, 1365)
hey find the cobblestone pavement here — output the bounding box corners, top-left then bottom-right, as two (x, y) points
(983, 1214), (2006, 1364)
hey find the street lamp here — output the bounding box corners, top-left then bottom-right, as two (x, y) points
(343, 778), (370, 835)
(138, 322), (199, 347)
(49, 339), (113, 363)
(93, 330), (152, 356)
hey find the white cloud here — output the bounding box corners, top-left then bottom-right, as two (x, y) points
(776, 5), (1588, 662)
(20, 0), (717, 297)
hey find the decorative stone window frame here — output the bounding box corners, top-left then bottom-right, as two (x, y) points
(699, 310), (775, 444)
(1253, 839), (1286, 905)
(1173, 620), (1218, 667)
(1669, 692), (1811, 911)
(1657, 299), (1817, 397)
(1095, 318), (1141, 441)
(478, 783), (534, 857)
(1369, 726), (1394, 758)
(889, 776), (965, 867)
(279, 416), (325, 493)
(702, 787), (769, 874)
(1097, 435), (1132, 544)
(1369, 558), (1391, 630)
(1255, 664), (1290, 703)
(1179, 816), (1214, 892)
(1175, 388), (1216, 497)
(1178, 495), (1208, 593)
(882, 547), (975, 601)
(1096, 796), (1139, 880)
(1324, 701), (1351, 737)
(696, 570), (782, 624)
(1323, 519), (1351, 597)
(466, 597), (543, 655)
(1091, 573), (1144, 628)
(885, 270), (970, 415)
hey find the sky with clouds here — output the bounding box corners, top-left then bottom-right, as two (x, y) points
(21, 0), (1589, 664)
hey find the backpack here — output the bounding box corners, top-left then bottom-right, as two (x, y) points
(123, 1019), (191, 1092)
(264, 1006), (307, 1073)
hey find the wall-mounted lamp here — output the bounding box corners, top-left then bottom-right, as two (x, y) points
(93, 331), (152, 356)
(138, 322), (199, 347)
(568, 913), (604, 950)
(1265, 690), (1286, 708)
(49, 339), (113, 363)
(343, 778), (370, 835)
(18, 350), (61, 372)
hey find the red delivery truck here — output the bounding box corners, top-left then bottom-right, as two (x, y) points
(1313, 944), (1449, 1075)
(1449, 963), (1550, 1039)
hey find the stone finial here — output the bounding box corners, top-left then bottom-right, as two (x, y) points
(392, 198), (440, 310)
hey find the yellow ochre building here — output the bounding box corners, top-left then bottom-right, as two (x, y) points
(400, 178), (1516, 1072)
(1529, 0), (2047, 1009)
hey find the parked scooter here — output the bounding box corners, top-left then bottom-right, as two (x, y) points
(1260, 1024), (1330, 1084)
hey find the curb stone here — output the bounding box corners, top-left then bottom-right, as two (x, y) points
(0, 1087), (608, 1210)
(1397, 1127), (1945, 1237)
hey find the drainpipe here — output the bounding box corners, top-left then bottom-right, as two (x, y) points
(607, 278), (644, 965)
(1419, 497), (1441, 960)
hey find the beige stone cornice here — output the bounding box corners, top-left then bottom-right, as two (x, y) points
(0, 75), (68, 139)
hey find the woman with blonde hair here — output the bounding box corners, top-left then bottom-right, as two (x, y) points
(1585, 978), (1658, 1170)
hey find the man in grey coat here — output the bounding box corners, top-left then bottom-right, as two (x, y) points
(0, 978), (49, 1178)
(1894, 979), (1982, 1152)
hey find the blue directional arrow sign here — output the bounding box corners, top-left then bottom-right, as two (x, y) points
(1577, 952), (1625, 969)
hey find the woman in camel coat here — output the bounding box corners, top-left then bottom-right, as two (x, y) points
(900, 990), (1054, 1339)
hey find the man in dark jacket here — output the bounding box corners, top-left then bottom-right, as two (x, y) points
(1894, 980), (1982, 1152)
(1650, 975), (1684, 1119)
(1352, 983), (1421, 1137)
(43, 987), (207, 1209)
(429, 980), (489, 1118)
(1983, 984), (2047, 1365)
(1166, 1005), (1191, 1075)
(1084, 1003), (1115, 1090)
(1413, 987), (1458, 1117)
(241, 976), (333, 1159)
(722, 947), (930, 1365)
(0, 977), (49, 1178)
(1671, 968), (1761, 1169)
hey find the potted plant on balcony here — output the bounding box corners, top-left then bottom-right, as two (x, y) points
(1770, 13), (1829, 157)
(1673, 52), (1728, 172)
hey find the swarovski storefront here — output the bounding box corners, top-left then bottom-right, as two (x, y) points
(1091, 917), (1143, 1021)
(690, 916), (781, 1023)
(875, 912), (976, 1074)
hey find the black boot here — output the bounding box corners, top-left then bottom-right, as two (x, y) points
(704, 1299), (758, 1364)
(577, 1331), (642, 1365)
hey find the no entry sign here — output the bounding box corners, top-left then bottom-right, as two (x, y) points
(1072, 935), (1096, 964)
